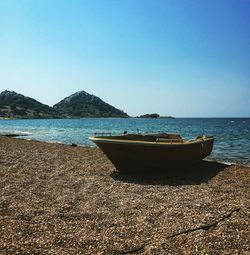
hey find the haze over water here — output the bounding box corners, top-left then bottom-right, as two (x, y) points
(0, 118), (249, 166)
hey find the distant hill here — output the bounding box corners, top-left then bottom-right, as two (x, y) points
(53, 91), (128, 118)
(0, 90), (128, 119)
(0, 90), (58, 119)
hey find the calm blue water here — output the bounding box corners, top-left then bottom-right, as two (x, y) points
(0, 118), (249, 166)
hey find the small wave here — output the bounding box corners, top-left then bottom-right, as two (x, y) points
(56, 129), (65, 132)
(208, 158), (250, 167)
(46, 140), (63, 144)
(18, 131), (32, 135)
(0, 131), (32, 136)
(205, 158), (233, 165)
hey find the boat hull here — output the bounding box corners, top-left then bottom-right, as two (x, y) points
(90, 137), (214, 173)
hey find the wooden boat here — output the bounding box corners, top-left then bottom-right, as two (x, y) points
(89, 133), (214, 172)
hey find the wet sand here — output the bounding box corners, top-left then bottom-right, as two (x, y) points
(0, 135), (249, 254)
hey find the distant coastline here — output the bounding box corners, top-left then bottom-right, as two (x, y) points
(0, 90), (128, 119)
(0, 90), (177, 120)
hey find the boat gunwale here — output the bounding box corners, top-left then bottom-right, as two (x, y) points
(89, 136), (214, 147)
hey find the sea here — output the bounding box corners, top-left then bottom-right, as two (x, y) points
(0, 118), (249, 166)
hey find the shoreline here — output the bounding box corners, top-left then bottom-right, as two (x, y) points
(2, 132), (250, 167)
(0, 135), (249, 254)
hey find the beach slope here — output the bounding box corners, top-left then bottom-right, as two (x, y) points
(0, 136), (249, 254)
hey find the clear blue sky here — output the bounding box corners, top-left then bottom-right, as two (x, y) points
(0, 0), (249, 117)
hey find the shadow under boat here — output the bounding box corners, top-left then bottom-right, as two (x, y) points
(110, 160), (228, 186)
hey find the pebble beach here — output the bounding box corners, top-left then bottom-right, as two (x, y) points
(0, 135), (249, 254)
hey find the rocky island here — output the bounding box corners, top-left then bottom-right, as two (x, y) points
(138, 113), (174, 119)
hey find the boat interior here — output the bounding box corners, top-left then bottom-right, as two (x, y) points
(95, 133), (184, 143)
